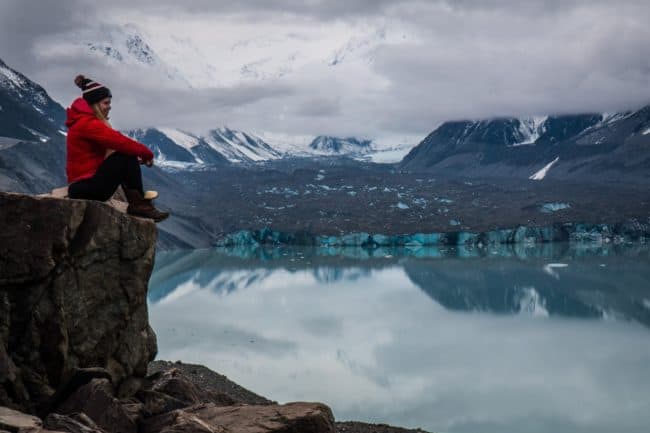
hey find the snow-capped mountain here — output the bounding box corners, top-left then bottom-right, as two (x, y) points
(78, 24), (190, 86)
(328, 28), (388, 67)
(125, 127), (281, 167)
(40, 20), (399, 89)
(205, 128), (282, 162)
(400, 109), (650, 182)
(126, 128), (387, 168)
(0, 57), (67, 193)
(0, 58), (66, 141)
(309, 136), (373, 155)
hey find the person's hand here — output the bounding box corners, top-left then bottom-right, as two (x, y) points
(138, 157), (154, 167)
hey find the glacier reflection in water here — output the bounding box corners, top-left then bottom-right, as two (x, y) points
(148, 244), (650, 433)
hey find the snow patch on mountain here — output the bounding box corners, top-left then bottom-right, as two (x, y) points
(642, 127), (650, 136)
(530, 157), (559, 180)
(0, 62), (27, 90)
(309, 136), (373, 155)
(158, 128), (201, 150)
(257, 132), (315, 155)
(21, 127), (48, 142)
(204, 127), (281, 162)
(0, 60), (51, 111)
(513, 116), (548, 146)
(601, 112), (635, 124)
(364, 145), (414, 164)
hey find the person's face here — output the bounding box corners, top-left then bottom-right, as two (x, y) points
(97, 97), (111, 119)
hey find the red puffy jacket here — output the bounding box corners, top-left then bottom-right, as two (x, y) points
(65, 98), (154, 183)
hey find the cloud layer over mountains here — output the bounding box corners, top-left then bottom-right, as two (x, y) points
(2, 0), (649, 144)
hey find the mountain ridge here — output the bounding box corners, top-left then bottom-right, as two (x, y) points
(400, 107), (650, 182)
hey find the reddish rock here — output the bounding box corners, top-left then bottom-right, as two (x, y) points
(142, 402), (335, 433)
(0, 406), (43, 431)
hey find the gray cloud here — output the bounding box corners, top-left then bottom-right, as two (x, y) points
(0, 0), (85, 70)
(1, 0), (649, 143)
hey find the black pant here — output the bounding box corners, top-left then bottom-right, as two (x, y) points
(68, 153), (144, 201)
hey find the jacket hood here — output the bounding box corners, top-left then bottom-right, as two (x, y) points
(65, 97), (94, 128)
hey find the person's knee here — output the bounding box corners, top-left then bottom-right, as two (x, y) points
(106, 152), (132, 164)
(96, 189), (116, 201)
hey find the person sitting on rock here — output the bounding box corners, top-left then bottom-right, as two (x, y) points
(65, 74), (169, 222)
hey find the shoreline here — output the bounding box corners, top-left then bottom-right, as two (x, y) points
(148, 360), (432, 433)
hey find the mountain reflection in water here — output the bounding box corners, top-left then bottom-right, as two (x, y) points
(148, 244), (650, 433)
(150, 244), (650, 326)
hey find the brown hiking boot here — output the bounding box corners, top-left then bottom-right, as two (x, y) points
(124, 188), (170, 222)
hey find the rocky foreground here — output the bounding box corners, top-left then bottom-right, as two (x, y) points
(0, 192), (430, 433)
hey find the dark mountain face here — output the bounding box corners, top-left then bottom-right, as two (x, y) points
(127, 129), (196, 163)
(403, 257), (650, 328)
(0, 58), (67, 193)
(536, 114), (603, 144)
(309, 136), (372, 153)
(400, 108), (650, 183)
(0, 58), (66, 142)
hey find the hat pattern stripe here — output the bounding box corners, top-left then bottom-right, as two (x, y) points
(82, 84), (105, 94)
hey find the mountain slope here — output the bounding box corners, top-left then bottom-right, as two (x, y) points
(400, 108), (650, 182)
(309, 136), (373, 155)
(0, 58), (66, 142)
(205, 128), (281, 162)
(125, 127), (280, 166)
(83, 23), (190, 86)
(0, 58), (67, 193)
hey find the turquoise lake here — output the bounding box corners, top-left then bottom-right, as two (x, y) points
(148, 244), (650, 433)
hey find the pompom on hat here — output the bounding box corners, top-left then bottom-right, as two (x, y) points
(74, 74), (112, 105)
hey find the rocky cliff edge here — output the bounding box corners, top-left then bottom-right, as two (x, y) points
(0, 192), (157, 412)
(0, 192), (346, 433)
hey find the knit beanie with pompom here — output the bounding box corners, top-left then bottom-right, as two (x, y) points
(74, 75), (112, 104)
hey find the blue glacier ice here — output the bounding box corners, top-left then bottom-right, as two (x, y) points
(213, 220), (649, 249)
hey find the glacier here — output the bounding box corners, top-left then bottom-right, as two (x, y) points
(213, 221), (649, 250)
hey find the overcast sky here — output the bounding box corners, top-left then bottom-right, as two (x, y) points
(1, 0), (649, 145)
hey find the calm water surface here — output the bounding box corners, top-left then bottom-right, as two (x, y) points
(148, 244), (650, 433)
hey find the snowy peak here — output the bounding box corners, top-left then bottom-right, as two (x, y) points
(328, 28), (388, 67)
(82, 24), (189, 86)
(126, 128), (197, 166)
(125, 126), (280, 168)
(309, 136), (373, 155)
(126, 127), (226, 168)
(205, 127), (281, 162)
(0, 57), (66, 141)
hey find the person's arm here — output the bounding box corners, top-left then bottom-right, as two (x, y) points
(79, 118), (154, 161)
